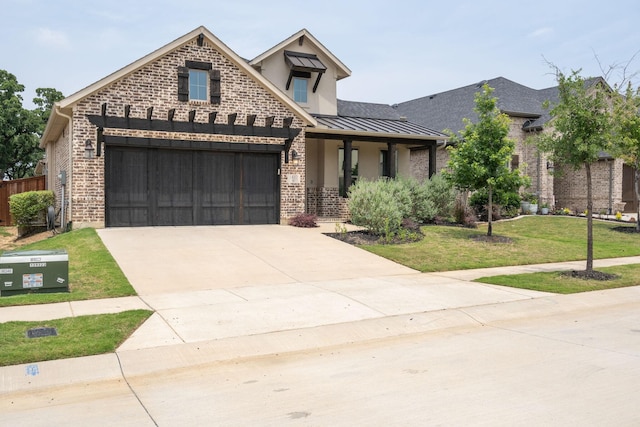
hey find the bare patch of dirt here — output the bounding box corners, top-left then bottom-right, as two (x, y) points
(0, 227), (53, 251)
(562, 270), (619, 281)
(469, 234), (514, 244)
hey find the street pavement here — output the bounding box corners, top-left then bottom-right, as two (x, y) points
(1, 224), (639, 425)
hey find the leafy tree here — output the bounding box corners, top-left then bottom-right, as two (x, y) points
(535, 69), (614, 274)
(32, 87), (64, 135)
(444, 83), (526, 236)
(612, 82), (640, 231)
(0, 70), (62, 179)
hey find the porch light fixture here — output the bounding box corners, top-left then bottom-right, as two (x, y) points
(291, 149), (300, 165)
(84, 139), (95, 159)
(546, 161), (554, 173)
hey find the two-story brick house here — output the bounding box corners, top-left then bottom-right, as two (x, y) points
(397, 77), (636, 214)
(40, 26), (446, 228)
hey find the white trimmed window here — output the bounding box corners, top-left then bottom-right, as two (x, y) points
(293, 78), (308, 103)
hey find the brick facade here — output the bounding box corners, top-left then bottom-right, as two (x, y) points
(306, 187), (350, 219)
(554, 159), (625, 214)
(50, 38), (306, 227)
(409, 146), (449, 181)
(406, 115), (626, 213)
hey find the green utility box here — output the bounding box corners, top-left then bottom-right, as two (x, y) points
(0, 250), (69, 296)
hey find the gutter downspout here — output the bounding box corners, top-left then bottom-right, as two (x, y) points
(53, 106), (73, 231)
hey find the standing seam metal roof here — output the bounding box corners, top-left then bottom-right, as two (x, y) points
(312, 115), (447, 138)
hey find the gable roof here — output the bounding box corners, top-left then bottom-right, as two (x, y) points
(42, 26), (317, 146)
(249, 29), (351, 80)
(395, 76), (560, 134)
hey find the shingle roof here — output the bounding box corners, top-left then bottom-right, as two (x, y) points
(337, 99), (404, 120)
(395, 77), (560, 134)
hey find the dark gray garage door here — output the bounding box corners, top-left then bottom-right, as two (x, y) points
(105, 146), (280, 227)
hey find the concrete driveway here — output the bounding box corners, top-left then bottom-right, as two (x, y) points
(97, 224), (417, 295)
(96, 224), (547, 351)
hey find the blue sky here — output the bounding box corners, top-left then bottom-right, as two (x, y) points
(3, 0), (640, 109)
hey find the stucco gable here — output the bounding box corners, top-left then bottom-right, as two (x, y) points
(249, 29), (351, 80)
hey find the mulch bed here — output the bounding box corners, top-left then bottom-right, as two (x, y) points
(468, 234), (514, 244)
(325, 229), (424, 245)
(562, 270), (619, 281)
(611, 226), (640, 234)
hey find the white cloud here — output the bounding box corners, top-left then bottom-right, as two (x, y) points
(34, 27), (71, 49)
(527, 27), (554, 39)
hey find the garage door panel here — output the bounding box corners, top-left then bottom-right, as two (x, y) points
(242, 154), (279, 224)
(198, 152), (236, 225)
(155, 150), (194, 225)
(106, 147), (150, 227)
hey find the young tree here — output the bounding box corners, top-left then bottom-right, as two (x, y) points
(0, 70), (63, 179)
(536, 69), (614, 274)
(612, 82), (640, 231)
(444, 83), (525, 236)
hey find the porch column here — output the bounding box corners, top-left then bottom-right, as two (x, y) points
(429, 143), (437, 178)
(387, 142), (397, 179)
(343, 140), (352, 197)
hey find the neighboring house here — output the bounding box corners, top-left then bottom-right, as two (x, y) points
(40, 26), (446, 228)
(396, 76), (637, 214)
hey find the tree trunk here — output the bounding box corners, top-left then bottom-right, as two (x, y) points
(487, 185), (493, 237)
(585, 163), (594, 273)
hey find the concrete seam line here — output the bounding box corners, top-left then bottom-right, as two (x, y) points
(116, 352), (159, 427)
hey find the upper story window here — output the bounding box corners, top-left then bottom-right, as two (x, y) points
(189, 69), (208, 101)
(178, 60), (221, 104)
(293, 77), (308, 103)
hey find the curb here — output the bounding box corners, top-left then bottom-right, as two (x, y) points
(2, 285), (639, 395)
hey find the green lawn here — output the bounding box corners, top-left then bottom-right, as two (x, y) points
(0, 228), (136, 307)
(0, 229), (149, 367)
(475, 264), (640, 294)
(0, 310), (152, 366)
(361, 216), (640, 272)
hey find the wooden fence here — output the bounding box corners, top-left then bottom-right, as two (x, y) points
(0, 176), (46, 226)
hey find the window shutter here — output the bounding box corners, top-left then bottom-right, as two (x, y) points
(177, 66), (189, 102)
(210, 69), (221, 104)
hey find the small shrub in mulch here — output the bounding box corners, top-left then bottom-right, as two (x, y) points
(562, 270), (619, 281)
(288, 213), (318, 228)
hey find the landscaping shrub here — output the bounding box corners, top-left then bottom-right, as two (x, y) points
(348, 179), (404, 236)
(422, 174), (455, 221)
(399, 177), (436, 222)
(9, 190), (55, 234)
(288, 213), (318, 228)
(454, 194), (477, 228)
(470, 188), (521, 220)
(348, 175), (457, 236)
(388, 177), (418, 220)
